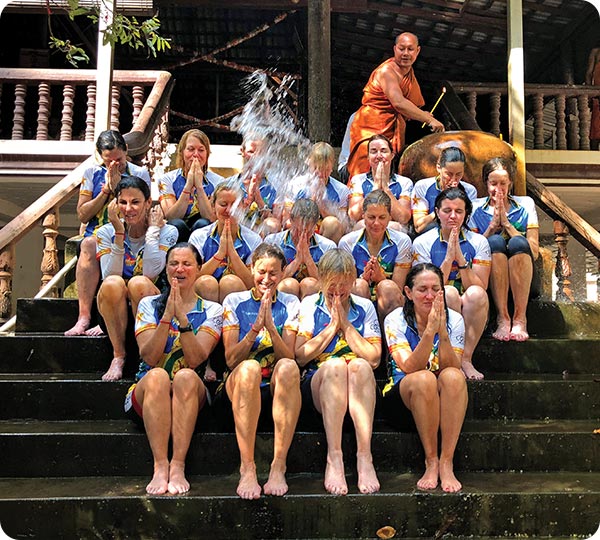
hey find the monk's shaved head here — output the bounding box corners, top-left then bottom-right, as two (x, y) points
(395, 32), (419, 45)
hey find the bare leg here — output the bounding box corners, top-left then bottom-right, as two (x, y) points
(135, 369), (172, 495)
(226, 361), (262, 499)
(489, 253), (511, 341)
(376, 280), (403, 321)
(320, 216), (345, 245)
(311, 359), (349, 495)
(264, 359), (300, 496)
(299, 277), (319, 299)
(96, 276), (128, 381)
(508, 253), (533, 341)
(195, 275), (219, 303)
(65, 237), (101, 336)
(277, 278), (300, 298)
(347, 358), (379, 494)
(169, 369), (205, 495)
(400, 371), (440, 490)
(438, 368), (468, 492)
(218, 274), (248, 304)
(460, 286), (488, 380)
(351, 278), (371, 301)
(127, 276), (160, 319)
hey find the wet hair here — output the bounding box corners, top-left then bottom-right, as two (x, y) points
(115, 175), (151, 200)
(211, 181), (242, 205)
(402, 263), (448, 332)
(433, 186), (472, 228)
(318, 248), (357, 292)
(96, 130), (127, 154)
(251, 242), (287, 269)
(309, 142), (335, 167)
(437, 146), (466, 168)
(290, 198), (320, 224)
(482, 157), (515, 189)
(152, 242), (203, 320)
(175, 129), (211, 173)
(367, 134), (393, 153)
(363, 189), (392, 213)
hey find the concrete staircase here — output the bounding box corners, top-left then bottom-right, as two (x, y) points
(0, 298), (599, 539)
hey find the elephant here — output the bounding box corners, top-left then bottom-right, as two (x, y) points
(399, 130), (518, 196)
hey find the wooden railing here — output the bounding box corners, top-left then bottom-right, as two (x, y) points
(0, 69), (174, 322)
(448, 81), (599, 150)
(440, 81), (600, 301)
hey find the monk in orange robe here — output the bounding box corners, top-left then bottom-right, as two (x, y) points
(347, 32), (445, 179)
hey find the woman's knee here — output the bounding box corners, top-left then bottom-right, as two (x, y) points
(300, 277), (319, 298)
(462, 285), (489, 309)
(98, 276), (127, 302)
(438, 367), (467, 393)
(127, 276), (156, 297)
(319, 357), (349, 380)
(195, 275), (219, 302)
(347, 357), (373, 379)
(487, 234), (507, 255)
(234, 360), (262, 386)
(507, 235), (532, 258)
(142, 368), (171, 395)
(172, 368), (203, 397)
(444, 286), (461, 311)
(278, 277), (300, 297)
(353, 278), (371, 299)
(272, 358), (300, 387)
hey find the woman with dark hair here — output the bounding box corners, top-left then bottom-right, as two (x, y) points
(469, 157), (539, 342)
(65, 130), (151, 336)
(221, 243), (301, 499)
(411, 146), (478, 234)
(95, 176), (179, 381)
(157, 129), (224, 242)
(127, 242), (223, 495)
(339, 189), (412, 319)
(412, 187), (490, 379)
(295, 248), (382, 496)
(383, 263), (467, 492)
(348, 134), (413, 229)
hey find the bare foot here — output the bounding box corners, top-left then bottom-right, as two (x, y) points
(356, 452), (380, 494)
(439, 458), (462, 492)
(509, 320), (529, 342)
(237, 463), (261, 500)
(417, 457), (439, 490)
(64, 317), (90, 336)
(84, 324), (104, 337)
(146, 460), (169, 495)
(263, 459), (288, 496)
(462, 360), (484, 380)
(203, 362), (217, 382)
(168, 460), (190, 495)
(492, 320), (511, 341)
(102, 357), (125, 381)
(324, 451), (348, 495)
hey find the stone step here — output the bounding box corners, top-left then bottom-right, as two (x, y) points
(2, 333), (599, 375)
(0, 373), (598, 421)
(0, 419), (597, 478)
(0, 472), (598, 538)
(15, 297), (600, 338)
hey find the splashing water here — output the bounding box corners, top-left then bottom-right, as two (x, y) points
(227, 72), (320, 234)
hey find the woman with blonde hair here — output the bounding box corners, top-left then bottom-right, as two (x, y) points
(296, 249), (382, 495)
(158, 129), (224, 241)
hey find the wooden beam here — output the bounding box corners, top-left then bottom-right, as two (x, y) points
(94, 0), (115, 137)
(155, 0), (367, 11)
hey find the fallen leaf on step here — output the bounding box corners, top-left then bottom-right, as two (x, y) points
(376, 525), (396, 539)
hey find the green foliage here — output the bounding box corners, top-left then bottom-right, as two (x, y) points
(48, 0), (171, 67)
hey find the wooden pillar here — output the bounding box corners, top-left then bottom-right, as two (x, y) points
(307, 0), (331, 143)
(94, 0), (115, 138)
(0, 244), (15, 322)
(507, 0), (526, 195)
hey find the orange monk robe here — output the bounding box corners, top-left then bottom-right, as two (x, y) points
(591, 60), (600, 141)
(347, 59), (425, 179)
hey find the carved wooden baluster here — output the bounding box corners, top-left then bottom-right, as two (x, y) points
(466, 91), (477, 122)
(597, 259), (600, 303)
(553, 220), (573, 302)
(533, 93), (544, 149)
(566, 96), (579, 149)
(36, 82), (50, 140)
(110, 85), (120, 131)
(0, 83), (3, 134)
(0, 244), (15, 322)
(132, 85), (144, 124)
(60, 84), (75, 141)
(12, 83), (27, 139)
(85, 83), (96, 141)
(490, 92), (501, 136)
(40, 209), (60, 296)
(555, 94), (567, 150)
(577, 95), (591, 151)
